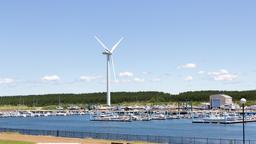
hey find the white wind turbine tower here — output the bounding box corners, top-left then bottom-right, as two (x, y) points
(95, 36), (124, 106)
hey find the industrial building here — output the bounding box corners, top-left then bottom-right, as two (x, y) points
(210, 94), (233, 109)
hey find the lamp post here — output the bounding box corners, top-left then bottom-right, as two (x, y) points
(240, 98), (246, 144)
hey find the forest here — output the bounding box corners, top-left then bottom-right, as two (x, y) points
(0, 90), (255, 106)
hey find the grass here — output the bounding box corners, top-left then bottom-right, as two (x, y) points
(0, 140), (34, 144)
(0, 105), (37, 111)
(235, 100), (256, 106)
(1, 100), (253, 111)
(0, 101), (207, 111)
(0, 132), (150, 144)
(0, 139), (148, 144)
(119, 101), (176, 106)
(41, 105), (57, 110)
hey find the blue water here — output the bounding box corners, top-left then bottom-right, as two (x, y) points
(0, 115), (255, 140)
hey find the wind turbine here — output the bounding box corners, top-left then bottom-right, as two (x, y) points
(95, 36), (123, 106)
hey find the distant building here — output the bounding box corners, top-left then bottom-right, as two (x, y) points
(210, 94), (233, 109)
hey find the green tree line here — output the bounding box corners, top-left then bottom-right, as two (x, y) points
(0, 90), (255, 106)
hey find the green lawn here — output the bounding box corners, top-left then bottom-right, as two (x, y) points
(0, 105), (37, 111)
(0, 140), (34, 144)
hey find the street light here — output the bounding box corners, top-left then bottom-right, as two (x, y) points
(240, 98), (246, 144)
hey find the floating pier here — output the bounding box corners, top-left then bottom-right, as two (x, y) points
(192, 119), (256, 124)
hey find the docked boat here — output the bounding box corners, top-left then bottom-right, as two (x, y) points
(192, 112), (242, 123)
(202, 115), (226, 123)
(90, 113), (132, 122)
(151, 114), (166, 120)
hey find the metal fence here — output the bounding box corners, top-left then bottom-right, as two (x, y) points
(0, 127), (255, 144)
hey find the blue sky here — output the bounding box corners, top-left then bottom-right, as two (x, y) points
(0, 0), (256, 96)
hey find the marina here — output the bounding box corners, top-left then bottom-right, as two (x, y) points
(1, 105), (256, 124)
(0, 110), (86, 118)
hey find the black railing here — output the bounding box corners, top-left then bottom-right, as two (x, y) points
(0, 127), (255, 144)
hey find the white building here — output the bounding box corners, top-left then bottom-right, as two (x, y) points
(210, 94), (233, 109)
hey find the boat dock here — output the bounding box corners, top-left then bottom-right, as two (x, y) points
(193, 119), (256, 124)
(0, 110), (87, 118)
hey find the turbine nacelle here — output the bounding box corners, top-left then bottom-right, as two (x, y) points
(102, 51), (112, 55)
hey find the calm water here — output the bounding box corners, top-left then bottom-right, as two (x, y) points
(0, 115), (255, 140)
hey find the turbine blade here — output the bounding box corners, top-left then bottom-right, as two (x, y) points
(110, 56), (117, 82)
(94, 36), (110, 52)
(111, 37), (124, 53)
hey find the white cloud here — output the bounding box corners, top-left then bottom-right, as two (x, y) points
(119, 72), (134, 77)
(80, 75), (101, 82)
(112, 79), (131, 84)
(113, 77), (145, 84)
(214, 74), (238, 81)
(142, 72), (151, 75)
(208, 69), (238, 81)
(151, 78), (161, 82)
(133, 77), (145, 83)
(0, 78), (15, 84)
(179, 63), (197, 69)
(184, 76), (193, 81)
(41, 75), (60, 81)
(111, 79), (120, 83)
(198, 71), (205, 74)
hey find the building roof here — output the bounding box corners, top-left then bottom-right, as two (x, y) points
(210, 94), (232, 99)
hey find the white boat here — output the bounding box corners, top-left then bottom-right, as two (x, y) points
(90, 112), (132, 122)
(203, 115), (226, 123)
(151, 114), (166, 120)
(56, 112), (67, 116)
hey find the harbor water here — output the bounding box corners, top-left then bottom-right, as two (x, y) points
(0, 115), (256, 140)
